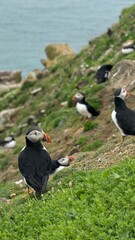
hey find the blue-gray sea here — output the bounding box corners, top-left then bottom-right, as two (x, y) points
(0, 0), (134, 77)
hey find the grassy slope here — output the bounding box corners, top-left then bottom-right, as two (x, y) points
(0, 159), (135, 239)
(0, 4), (135, 239)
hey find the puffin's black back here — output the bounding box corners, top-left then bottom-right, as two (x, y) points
(83, 99), (100, 116)
(18, 146), (52, 177)
(115, 97), (135, 135)
(86, 103), (100, 116)
(96, 64), (113, 83)
(0, 139), (8, 146)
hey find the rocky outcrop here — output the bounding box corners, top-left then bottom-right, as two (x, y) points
(0, 108), (18, 126)
(109, 60), (135, 89)
(25, 69), (49, 81)
(0, 70), (22, 92)
(0, 70), (22, 83)
(41, 43), (75, 68)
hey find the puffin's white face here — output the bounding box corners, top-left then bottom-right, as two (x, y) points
(26, 130), (44, 143)
(73, 93), (84, 101)
(119, 87), (127, 100)
(5, 136), (13, 142)
(58, 156), (75, 166)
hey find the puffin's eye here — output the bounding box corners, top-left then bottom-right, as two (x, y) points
(34, 131), (37, 135)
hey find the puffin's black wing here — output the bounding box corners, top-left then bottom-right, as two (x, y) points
(18, 147), (52, 176)
(0, 139), (9, 146)
(117, 108), (135, 135)
(18, 147), (52, 192)
(86, 102), (100, 116)
(96, 65), (113, 83)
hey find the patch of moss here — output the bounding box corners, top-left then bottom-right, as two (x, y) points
(0, 156), (10, 170)
(83, 121), (98, 132)
(21, 81), (36, 91)
(50, 64), (61, 73)
(83, 140), (103, 151)
(76, 136), (89, 146)
(89, 84), (105, 94)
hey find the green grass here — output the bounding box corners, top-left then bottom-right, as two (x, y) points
(83, 140), (103, 151)
(76, 136), (89, 146)
(0, 156), (10, 170)
(0, 158), (135, 239)
(83, 121), (98, 132)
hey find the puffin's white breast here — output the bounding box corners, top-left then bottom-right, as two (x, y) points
(111, 110), (125, 136)
(121, 48), (134, 54)
(4, 140), (16, 149)
(76, 103), (92, 118)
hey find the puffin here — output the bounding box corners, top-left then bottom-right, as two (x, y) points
(50, 155), (75, 176)
(72, 93), (100, 118)
(16, 155), (75, 185)
(111, 87), (134, 141)
(107, 28), (113, 37)
(18, 126), (75, 198)
(96, 64), (113, 83)
(121, 41), (135, 54)
(0, 135), (16, 149)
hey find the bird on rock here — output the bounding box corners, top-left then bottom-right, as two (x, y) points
(18, 126), (75, 198)
(72, 92), (100, 118)
(111, 87), (134, 141)
(0, 135), (16, 149)
(96, 64), (113, 83)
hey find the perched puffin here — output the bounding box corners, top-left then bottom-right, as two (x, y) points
(96, 64), (113, 83)
(111, 87), (134, 141)
(72, 93), (100, 118)
(107, 28), (113, 37)
(121, 40), (135, 54)
(18, 126), (75, 198)
(0, 136), (16, 149)
(18, 126), (52, 199)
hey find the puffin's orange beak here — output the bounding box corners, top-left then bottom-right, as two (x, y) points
(72, 96), (77, 106)
(68, 155), (75, 163)
(42, 132), (52, 143)
(72, 95), (76, 101)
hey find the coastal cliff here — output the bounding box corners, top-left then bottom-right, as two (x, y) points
(0, 4), (135, 239)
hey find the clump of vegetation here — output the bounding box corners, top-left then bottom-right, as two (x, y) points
(83, 121), (98, 132)
(76, 136), (89, 146)
(89, 83), (105, 94)
(0, 152), (11, 171)
(83, 139), (103, 151)
(21, 81), (36, 91)
(50, 64), (61, 73)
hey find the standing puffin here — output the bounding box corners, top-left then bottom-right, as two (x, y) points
(0, 135), (16, 149)
(107, 28), (113, 37)
(72, 93), (100, 118)
(96, 64), (113, 83)
(18, 126), (52, 199)
(18, 126), (75, 198)
(111, 87), (134, 141)
(16, 155), (75, 185)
